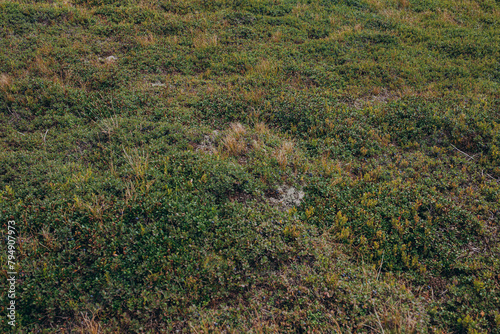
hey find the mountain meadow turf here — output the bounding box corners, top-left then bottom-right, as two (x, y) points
(1, 0), (500, 332)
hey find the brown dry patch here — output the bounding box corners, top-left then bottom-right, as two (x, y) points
(270, 30), (282, 43)
(58, 310), (105, 334)
(437, 9), (459, 25)
(73, 311), (103, 334)
(251, 59), (279, 76)
(254, 122), (270, 135)
(228, 191), (253, 204)
(284, 73), (319, 89)
(364, 0), (385, 11)
(30, 56), (54, 76)
(222, 133), (246, 156)
(327, 26), (354, 42)
(229, 122), (246, 137)
(292, 3), (309, 18)
(192, 31), (218, 49)
(0, 73), (12, 92)
(380, 9), (422, 26)
(220, 123), (247, 157)
(241, 88), (266, 104)
(275, 141), (295, 169)
(353, 88), (400, 110)
(135, 32), (156, 47)
(425, 275), (449, 299)
(237, 156), (248, 165)
(397, 0), (409, 9)
(166, 34), (179, 45)
(74, 194), (110, 226)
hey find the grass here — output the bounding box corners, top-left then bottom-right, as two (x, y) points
(0, 0), (499, 332)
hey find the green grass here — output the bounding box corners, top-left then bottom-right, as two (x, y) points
(1, 0), (499, 332)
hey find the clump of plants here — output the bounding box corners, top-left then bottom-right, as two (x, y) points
(0, 0), (499, 332)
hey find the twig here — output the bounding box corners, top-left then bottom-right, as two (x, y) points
(485, 173), (499, 182)
(38, 241), (50, 250)
(7, 107), (25, 137)
(371, 300), (385, 334)
(450, 144), (475, 160)
(329, 314), (342, 333)
(363, 324), (379, 332)
(376, 250), (384, 281)
(41, 129), (49, 144)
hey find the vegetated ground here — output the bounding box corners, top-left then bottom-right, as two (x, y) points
(0, 0), (499, 332)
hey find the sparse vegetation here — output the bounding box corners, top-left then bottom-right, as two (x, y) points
(0, 0), (499, 332)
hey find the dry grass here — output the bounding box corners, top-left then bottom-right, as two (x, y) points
(437, 8), (458, 25)
(222, 123), (247, 156)
(31, 56), (53, 76)
(74, 194), (109, 225)
(353, 88), (399, 110)
(188, 306), (281, 333)
(229, 122), (246, 138)
(397, 0), (410, 9)
(86, 195), (108, 223)
(364, 0), (385, 11)
(329, 15), (336, 26)
(0, 73), (12, 92)
(193, 32), (218, 49)
(36, 42), (54, 56)
(247, 107), (262, 123)
(372, 86), (382, 96)
(166, 35), (179, 45)
(124, 180), (137, 206)
(270, 30), (282, 43)
(319, 154), (341, 177)
(364, 275), (429, 333)
(242, 89), (266, 104)
(222, 133), (246, 156)
(292, 3), (309, 18)
(328, 26), (355, 42)
(136, 32), (156, 47)
(254, 122), (270, 135)
(251, 139), (263, 152)
(71, 167), (92, 184)
(379, 8), (421, 26)
(40, 226), (57, 250)
(123, 148), (149, 179)
(74, 311), (102, 334)
(136, 0), (158, 10)
(252, 59), (279, 77)
(275, 141), (294, 168)
(98, 116), (120, 137)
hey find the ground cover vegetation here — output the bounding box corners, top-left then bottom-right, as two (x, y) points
(0, 0), (499, 332)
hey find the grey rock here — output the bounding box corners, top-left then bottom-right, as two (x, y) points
(268, 185), (305, 210)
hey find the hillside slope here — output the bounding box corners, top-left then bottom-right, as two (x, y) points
(1, 0), (499, 332)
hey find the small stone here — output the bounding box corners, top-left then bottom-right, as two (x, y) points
(98, 55), (117, 63)
(197, 131), (219, 154)
(152, 81), (165, 87)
